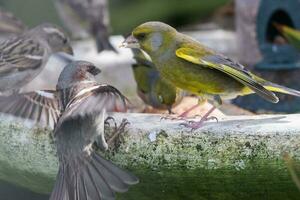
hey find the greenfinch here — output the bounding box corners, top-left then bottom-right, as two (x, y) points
(122, 21), (300, 129)
(274, 23), (300, 50)
(131, 49), (183, 114)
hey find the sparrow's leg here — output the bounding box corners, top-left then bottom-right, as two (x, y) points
(104, 116), (117, 130)
(94, 116), (127, 151)
(93, 112), (109, 151)
(106, 118), (130, 150)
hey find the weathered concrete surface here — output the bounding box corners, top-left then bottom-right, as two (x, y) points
(0, 113), (300, 199)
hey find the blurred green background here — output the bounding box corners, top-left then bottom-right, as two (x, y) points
(0, 0), (229, 34)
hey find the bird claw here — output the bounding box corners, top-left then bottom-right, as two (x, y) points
(179, 116), (218, 131)
(107, 118), (130, 150)
(104, 116), (117, 130)
(207, 116), (218, 122)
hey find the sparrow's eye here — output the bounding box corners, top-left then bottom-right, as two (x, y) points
(87, 66), (101, 75)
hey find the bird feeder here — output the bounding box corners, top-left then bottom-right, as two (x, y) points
(256, 0), (300, 69)
(236, 0), (300, 69)
(235, 0), (300, 113)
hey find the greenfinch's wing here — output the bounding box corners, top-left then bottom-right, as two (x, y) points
(176, 47), (279, 103)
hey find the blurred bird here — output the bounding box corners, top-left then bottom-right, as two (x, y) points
(0, 61), (138, 199)
(122, 21), (300, 129)
(131, 49), (183, 114)
(54, 0), (116, 53)
(0, 23), (73, 94)
(0, 7), (26, 38)
(273, 23), (300, 50)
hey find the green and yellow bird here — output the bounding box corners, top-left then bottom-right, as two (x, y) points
(122, 21), (300, 129)
(131, 48), (183, 114)
(274, 23), (300, 51)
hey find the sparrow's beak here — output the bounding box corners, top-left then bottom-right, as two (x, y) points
(62, 45), (74, 55)
(120, 35), (140, 48)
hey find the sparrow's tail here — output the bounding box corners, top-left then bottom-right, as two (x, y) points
(50, 152), (139, 200)
(263, 81), (300, 97)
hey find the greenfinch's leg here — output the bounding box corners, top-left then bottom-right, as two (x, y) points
(176, 97), (206, 118)
(160, 97), (205, 120)
(177, 103), (200, 118)
(180, 95), (222, 130)
(160, 103), (199, 121)
(180, 105), (216, 130)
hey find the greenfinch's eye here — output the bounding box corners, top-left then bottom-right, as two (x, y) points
(136, 33), (146, 40)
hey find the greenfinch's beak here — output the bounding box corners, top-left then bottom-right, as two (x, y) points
(62, 45), (74, 55)
(120, 35), (140, 48)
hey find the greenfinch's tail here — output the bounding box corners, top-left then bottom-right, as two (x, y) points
(252, 74), (300, 97)
(263, 81), (300, 97)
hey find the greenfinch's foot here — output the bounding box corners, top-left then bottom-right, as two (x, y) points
(160, 114), (197, 121)
(160, 103), (200, 121)
(180, 106), (217, 131)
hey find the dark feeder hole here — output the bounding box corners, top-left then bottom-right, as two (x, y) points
(266, 9), (294, 44)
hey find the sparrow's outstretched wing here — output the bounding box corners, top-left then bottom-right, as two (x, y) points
(0, 90), (60, 128)
(59, 84), (127, 123)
